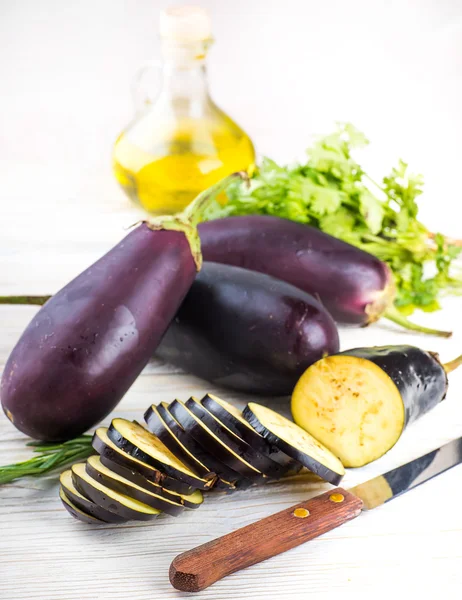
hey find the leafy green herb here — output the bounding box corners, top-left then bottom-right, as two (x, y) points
(0, 436), (93, 485)
(203, 123), (462, 314)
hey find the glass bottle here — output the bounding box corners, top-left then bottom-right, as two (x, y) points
(113, 6), (255, 215)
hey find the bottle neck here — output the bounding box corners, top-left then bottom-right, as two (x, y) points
(157, 40), (212, 113)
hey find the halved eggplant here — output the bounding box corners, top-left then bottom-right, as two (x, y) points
(144, 405), (216, 481)
(291, 345), (462, 467)
(168, 400), (266, 481)
(156, 403), (241, 488)
(243, 403), (345, 485)
(201, 394), (299, 471)
(59, 469), (127, 523)
(92, 426), (194, 495)
(107, 418), (214, 490)
(85, 456), (185, 516)
(59, 487), (106, 525)
(185, 397), (288, 478)
(71, 463), (161, 521)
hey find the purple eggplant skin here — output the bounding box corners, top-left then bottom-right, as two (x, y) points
(198, 215), (393, 326)
(157, 262), (339, 395)
(1, 223), (197, 441)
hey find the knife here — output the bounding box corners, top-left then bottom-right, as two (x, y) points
(169, 437), (462, 592)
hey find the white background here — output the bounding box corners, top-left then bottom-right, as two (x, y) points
(1, 2), (462, 600)
(1, 0), (462, 234)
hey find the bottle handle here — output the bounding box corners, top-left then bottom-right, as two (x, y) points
(131, 59), (162, 114)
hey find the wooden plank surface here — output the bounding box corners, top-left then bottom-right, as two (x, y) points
(1, 158), (462, 600)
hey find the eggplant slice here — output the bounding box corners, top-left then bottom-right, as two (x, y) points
(71, 463), (161, 521)
(59, 487), (106, 525)
(243, 403), (345, 485)
(107, 418), (214, 490)
(92, 427), (195, 495)
(168, 400), (266, 481)
(59, 469), (127, 523)
(201, 394), (299, 471)
(164, 488), (204, 509)
(85, 456), (185, 516)
(144, 405), (216, 481)
(156, 403), (240, 488)
(185, 397), (288, 478)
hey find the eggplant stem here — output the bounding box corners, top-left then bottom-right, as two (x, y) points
(443, 354), (462, 374)
(0, 295), (50, 306)
(384, 305), (452, 338)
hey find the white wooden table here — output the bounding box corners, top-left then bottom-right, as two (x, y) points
(1, 161), (462, 600)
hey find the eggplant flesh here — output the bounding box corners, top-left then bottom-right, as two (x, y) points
(60, 488), (106, 525)
(291, 345), (450, 468)
(157, 262), (339, 395)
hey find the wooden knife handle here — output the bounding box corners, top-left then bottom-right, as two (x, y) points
(169, 487), (363, 592)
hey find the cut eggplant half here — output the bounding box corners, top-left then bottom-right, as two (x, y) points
(59, 487), (106, 525)
(85, 456), (185, 516)
(107, 418), (215, 490)
(59, 469), (127, 523)
(157, 403), (240, 488)
(144, 405), (216, 481)
(201, 394), (299, 472)
(92, 427), (195, 495)
(71, 463), (161, 521)
(291, 345), (459, 467)
(168, 400), (266, 481)
(185, 397), (288, 478)
(243, 403), (345, 485)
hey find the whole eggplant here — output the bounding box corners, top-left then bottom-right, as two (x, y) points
(157, 262), (339, 395)
(198, 216), (450, 337)
(1, 175), (241, 441)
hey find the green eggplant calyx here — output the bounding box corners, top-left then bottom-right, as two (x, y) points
(364, 276), (396, 324)
(145, 172), (248, 272)
(180, 171), (249, 227)
(144, 216), (202, 271)
(443, 354), (462, 374)
(383, 304), (452, 338)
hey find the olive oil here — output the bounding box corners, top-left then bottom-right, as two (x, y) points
(113, 7), (255, 215)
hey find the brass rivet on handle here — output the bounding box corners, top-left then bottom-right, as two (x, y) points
(293, 507), (310, 518)
(329, 493), (345, 503)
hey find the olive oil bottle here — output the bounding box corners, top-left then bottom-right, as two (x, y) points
(113, 6), (255, 215)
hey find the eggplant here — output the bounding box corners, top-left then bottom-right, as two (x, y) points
(170, 489), (204, 509)
(85, 456), (185, 516)
(243, 402), (345, 485)
(291, 345), (462, 467)
(200, 394), (299, 471)
(1, 175), (242, 441)
(59, 488), (106, 525)
(59, 469), (127, 523)
(168, 400), (265, 481)
(185, 397), (289, 478)
(71, 463), (161, 521)
(155, 403), (241, 488)
(157, 262), (339, 395)
(92, 427), (195, 495)
(198, 216), (450, 336)
(143, 405), (216, 480)
(107, 418), (215, 490)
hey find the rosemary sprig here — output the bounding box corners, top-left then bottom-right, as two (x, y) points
(0, 435), (93, 485)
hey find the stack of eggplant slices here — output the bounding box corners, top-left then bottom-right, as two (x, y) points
(60, 395), (344, 524)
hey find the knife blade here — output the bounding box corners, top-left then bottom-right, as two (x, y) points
(170, 437), (462, 592)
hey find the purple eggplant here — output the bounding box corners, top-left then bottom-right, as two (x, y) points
(198, 216), (451, 337)
(157, 262), (339, 395)
(1, 175), (243, 441)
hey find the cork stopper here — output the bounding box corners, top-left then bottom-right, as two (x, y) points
(159, 6), (212, 42)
